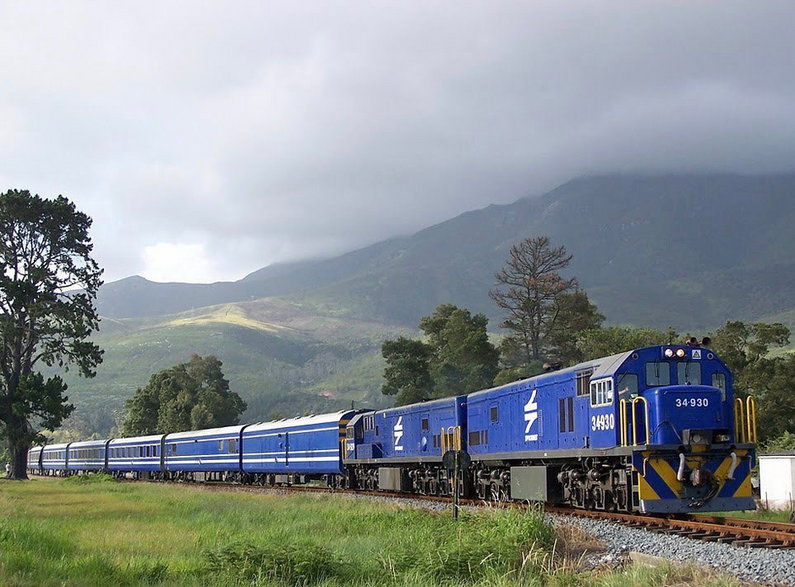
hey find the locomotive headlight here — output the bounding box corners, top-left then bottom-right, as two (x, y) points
(691, 433), (707, 445)
(664, 348), (674, 358)
(675, 348), (686, 358)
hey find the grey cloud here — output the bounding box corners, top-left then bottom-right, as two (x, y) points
(1, 1), (794, 282)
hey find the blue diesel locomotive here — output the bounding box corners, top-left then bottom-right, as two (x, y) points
(28, 345), (756, 514)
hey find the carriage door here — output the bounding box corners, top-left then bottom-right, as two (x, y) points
(575, 369), (592, 449)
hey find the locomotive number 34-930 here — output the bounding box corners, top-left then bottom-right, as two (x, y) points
(675, 397), (709, 408)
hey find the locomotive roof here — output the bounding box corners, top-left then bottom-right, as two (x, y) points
(468, 349), (634, 399)
(375, 394), (465, 414)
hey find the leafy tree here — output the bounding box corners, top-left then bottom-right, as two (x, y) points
(490, 236), (602, 375)
(710, 321), (789, 375)
(710, 321), (792, 442)
(381, 337), (433, 406)
(576, 326), (676, 362)
(0, 190), (102, 479)
(419, 304), (500, 398)
(382, 304), (499, 405)
(544, 291), (604, 364)
(762, 430), (795, 454)
(122, 355), (247, 435)
(742, 353), (795, 441)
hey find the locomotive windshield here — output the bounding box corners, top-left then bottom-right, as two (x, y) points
(645, 361), (671, 386)
(677, 361), (701, 385)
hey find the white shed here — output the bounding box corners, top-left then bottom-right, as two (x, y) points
(759, 453), (795, 510)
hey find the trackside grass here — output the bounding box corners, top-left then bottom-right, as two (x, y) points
(0, 477), (738, 586)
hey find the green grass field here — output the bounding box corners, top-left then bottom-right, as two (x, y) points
(0, 477), (739, 586)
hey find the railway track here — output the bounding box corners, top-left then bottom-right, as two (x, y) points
(545, 505), (795, 549)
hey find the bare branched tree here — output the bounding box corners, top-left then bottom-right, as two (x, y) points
(490, 236), (577, 363)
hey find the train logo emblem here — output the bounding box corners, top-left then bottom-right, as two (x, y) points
(394, 416), (404, 451)
(524, 389), (539, 442)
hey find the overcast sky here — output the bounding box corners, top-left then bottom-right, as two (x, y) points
(1, 2), (794, 284)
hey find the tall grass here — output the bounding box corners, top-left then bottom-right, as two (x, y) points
(0, 478), (738, 586)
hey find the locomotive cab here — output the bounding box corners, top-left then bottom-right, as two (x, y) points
(615, 345), (756, 513)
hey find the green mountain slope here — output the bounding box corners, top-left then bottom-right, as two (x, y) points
(63, 299), (409, 436)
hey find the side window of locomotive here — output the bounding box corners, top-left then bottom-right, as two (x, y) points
(589, 379), (614, 407)
(711, 372), (727, 401)
(421, 418), (429, 432)
(490, 406), (499, 423)
(677, 362), (701, 385)
(576, 369), (593, 396)
(645, 361), (671, 386)
(616, 373), (638, 398)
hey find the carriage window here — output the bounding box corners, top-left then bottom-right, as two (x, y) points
(677, 362), (701, 385)
(229, 439), (238, 454)
(616, 373), (638, 397)
(576, 369), (593, 396)
(712, 372), (727, 401)
(490, 406), (499, 423)
(219, 440), (224, 452)
(646, 362), (670, 386)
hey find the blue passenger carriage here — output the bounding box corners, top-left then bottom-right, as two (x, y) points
(107, 434), (165, 479)
(163, 425), (245, 481)
(344, 396), (466, 493)
(67, 439), (109, 474)
(27, 445), (43, 475)
(242, 411), (354, 485)
(40, 443), (69, 476)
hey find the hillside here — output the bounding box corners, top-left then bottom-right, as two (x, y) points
(97, 174), (795, 330)
(61, 299), (410, 436)
(69, 174), (795, 435)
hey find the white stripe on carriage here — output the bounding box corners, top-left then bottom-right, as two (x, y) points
(165, 460), (240, 465)
(242, 457), (339, 463)
(242, 426), (337, 440)
(237, 449), (338, 457)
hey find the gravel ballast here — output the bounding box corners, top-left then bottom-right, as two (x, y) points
(556, 513), (795, 585)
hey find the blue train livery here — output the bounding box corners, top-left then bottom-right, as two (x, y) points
(28, 344), (756, 514)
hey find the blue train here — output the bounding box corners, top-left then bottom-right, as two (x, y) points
(28, 344), (757, 514)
